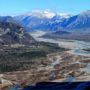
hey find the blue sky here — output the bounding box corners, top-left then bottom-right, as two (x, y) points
(0, 0), (90, 15)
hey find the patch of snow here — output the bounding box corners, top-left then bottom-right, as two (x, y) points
(26, 10), (55, 19)
(23, 10), (71, 19)
(58, 13), (71, 18)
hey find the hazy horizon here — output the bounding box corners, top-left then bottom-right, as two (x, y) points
(0, 0), (90, 16)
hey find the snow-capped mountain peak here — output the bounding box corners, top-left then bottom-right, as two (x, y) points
(57, 13), (71, 18)
(14, 10), (90, 32)
(19, 10), (72, 19)
(25, 10), (55, 19)
(79, 10), (90, 18)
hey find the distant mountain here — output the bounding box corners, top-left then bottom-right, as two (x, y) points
(66, 10), (90, 29)
(14, 10), (71, 32)
(25, 10), (55, 19)
(14, 15), (50, 31)
(0, 16), (16, 23)
(14, 10), (90, 32)
(0, 16), (35, 45)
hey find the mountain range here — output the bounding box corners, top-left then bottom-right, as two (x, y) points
(0, 10), (90, 45)
(14, 10), (90, 32)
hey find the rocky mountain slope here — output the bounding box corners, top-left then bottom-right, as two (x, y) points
(0, 16), (35, 46)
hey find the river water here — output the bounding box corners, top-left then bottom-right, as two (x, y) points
(36, 37), (90, 57)
(26, 32), (90, 85)
(30, 31), (90, 56)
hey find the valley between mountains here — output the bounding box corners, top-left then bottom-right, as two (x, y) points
(0, 10), (90, 90)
